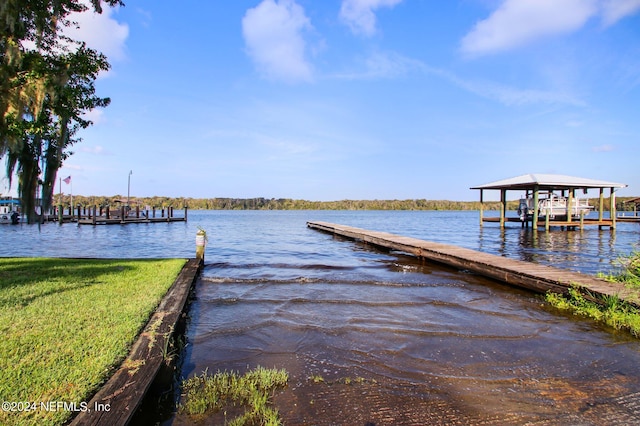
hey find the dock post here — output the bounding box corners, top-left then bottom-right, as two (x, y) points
(196, 229), (207, 260)
(58, 205), (63, 224)
(545, 210), (550, 231)
(610, 187), (617, 230)
(185, 206), (188, 222)
(499, 189), (506, 229)
(567, 189), (574, 225)
(533, 187), (539, 229)
(479, 190), (484, 227)
(92, 205), (97, 225)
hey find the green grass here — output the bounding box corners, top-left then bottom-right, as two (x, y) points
(179, 366), (289, 425)
(601, 249), (640, 288)
(0, 257), (187, 426)
(546, 250), (640, 337)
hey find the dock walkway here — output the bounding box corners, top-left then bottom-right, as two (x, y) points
(307, 221), (639, 307)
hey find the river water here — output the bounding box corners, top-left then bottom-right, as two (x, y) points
(2, 210), (640, 424)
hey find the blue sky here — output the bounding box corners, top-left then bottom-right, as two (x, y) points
(5, 0), (639, 201)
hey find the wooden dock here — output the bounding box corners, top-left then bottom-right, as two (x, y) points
(76, 206), (187, 225)
(307, 221), (639, 307)
(70, 258), (202, 426)
(482, 216), (616, 229)
(77, 216), (186, 225)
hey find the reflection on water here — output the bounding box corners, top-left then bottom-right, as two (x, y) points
(2, 211), (639, 423)
(162, 212), (640, 425)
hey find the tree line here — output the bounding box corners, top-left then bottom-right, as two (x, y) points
(51, 195), (639, 212)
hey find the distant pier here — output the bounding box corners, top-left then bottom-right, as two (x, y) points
(50, 205), (187, 225)
(307, 221), (639, 307)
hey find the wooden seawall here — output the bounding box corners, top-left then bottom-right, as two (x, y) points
(70, 258), (202, 426)
(307, 221), (639, 307)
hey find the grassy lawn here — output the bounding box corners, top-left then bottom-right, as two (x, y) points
(546, 250), (640, 337)
(0, 257), (187, 426)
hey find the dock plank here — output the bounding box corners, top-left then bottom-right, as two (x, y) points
(307, 221), (639, 307)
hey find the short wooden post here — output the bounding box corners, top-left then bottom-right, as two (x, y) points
(120, 206), (125, 223)
(92, 205), (97, 225)
(196, 229), (207, 260)
(58, 205), (63, 223)
(184, 206), (188, 222)
(106, 206), (110, 219)
(580, 210), (585, 230)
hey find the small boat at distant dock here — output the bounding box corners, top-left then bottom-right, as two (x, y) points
(518, 192), (594, 221)
(0, 198), (20, 224)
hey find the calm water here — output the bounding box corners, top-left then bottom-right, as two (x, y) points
(3, 210), (640, 424)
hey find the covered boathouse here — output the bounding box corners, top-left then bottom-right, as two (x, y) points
(471, 174), (627, 230)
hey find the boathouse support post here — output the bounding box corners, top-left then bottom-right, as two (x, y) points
(599, 188), (604, 228)
(479, 190), (484, 227)
(545, 209), (550, 231)
(610, 187), (617, 229)
(567, 188), (574, 224)
(500, 189), (506, 229)
(533, 187), (539, 229)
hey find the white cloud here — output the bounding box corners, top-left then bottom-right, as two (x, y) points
(64, 1), (129, 61)
(339, 0), (403, 37)
(600, 0), (640, 26)
(459, 0), (640, 57)
(334, 51), (421, 79)
(81, 108), (106, 125)
(335, 50), (584, 106)
(242, 0), (314, 83)
(438, 68), (585, 106)
(79, 145), (108, 155)
(461, 0), (597, 56)
(592, 144), (614, 152)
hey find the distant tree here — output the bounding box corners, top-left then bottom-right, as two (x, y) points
(1, 0), (123, 222)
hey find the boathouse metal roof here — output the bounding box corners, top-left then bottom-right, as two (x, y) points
(470, 174), (627, 191)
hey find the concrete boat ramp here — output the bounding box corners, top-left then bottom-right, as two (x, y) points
(307, 221), (639, 307)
